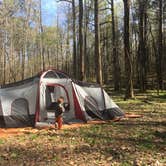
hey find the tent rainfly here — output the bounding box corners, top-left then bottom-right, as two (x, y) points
(0, 69), (124, 128)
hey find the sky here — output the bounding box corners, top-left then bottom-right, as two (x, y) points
(0, 0), (66, 27)
(40, 0), (123, 27)
(42, 0), (58, 26)
(41, 0), (68, 26)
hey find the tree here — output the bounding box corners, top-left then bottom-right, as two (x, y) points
(58, 0), (77, 77)
(72, 0), (77, 78)
(39, 0), (45, 70)
(111, 0), (121, 91)
(157, 0), (163, 90)
(79, 0), (85, 81)
(123, 0), (134, 99)
(137, 0), (148, 92)
(94, 0), (103, 85)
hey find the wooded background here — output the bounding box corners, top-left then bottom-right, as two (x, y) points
(0, 0), (165, 98)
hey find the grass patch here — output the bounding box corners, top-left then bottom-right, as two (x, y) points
(29, 134), (39, 140)
(137, 142), (156, 151)
(0, 139), (4, 145)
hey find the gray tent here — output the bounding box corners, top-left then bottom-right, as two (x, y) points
(0, 69), (124, 128)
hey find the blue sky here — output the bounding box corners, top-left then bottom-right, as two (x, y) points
(41, 0), (123, 26)
(41, 0), (69, 26)
(42, 0), (57, 26)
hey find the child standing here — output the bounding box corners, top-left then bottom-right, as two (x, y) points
(55, 97), (65, 130)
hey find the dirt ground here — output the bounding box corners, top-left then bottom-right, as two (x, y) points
(0, 114), (142, 138)
(0, 120), (107, 138)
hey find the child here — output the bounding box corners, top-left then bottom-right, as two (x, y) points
(55, 97), (65, 130)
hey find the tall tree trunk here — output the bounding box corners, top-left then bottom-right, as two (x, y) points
(102, 28), (107, 84)
(157, 0), (163, 90)
(72, 0), (77, 78)
(111, 0), (120, 91)
(106, 26), (110, 83)
(138, 0), (145, 91)
(60, 37), (63, 70)
(137, 0), (147, 92)
(79, 0), (84, 81)
(47, 47), (50, 67)
(39, 0), (45, 70)
(66, 16), (70, 73)
(21, 48), (25, 80)
(56, 16), (59, 69)
(10, 20), (16, 82)
(3, 36), (6, 84)
(94, 0), (102, 85)
(123, 0), (134, 99)
(84, 0), (88, 80)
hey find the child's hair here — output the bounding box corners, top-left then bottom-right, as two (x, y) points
(57, 96), (64, 103)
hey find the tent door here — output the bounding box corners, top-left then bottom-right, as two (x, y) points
(84, 96), (103, 120)
(44, 84), (69, 123)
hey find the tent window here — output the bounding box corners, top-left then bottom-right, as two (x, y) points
(44, 71), (58, 78)
(56, 72), (68, 78)
(11, 98), (29, 115)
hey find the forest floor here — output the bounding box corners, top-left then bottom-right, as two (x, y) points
(0, 90), (166, 166)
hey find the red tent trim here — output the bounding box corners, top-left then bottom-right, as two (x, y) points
(72, 84), (86, 121)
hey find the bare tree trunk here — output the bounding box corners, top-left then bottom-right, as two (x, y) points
(137, 0), (148, 92)
(72, 0), (77, 78)
(84, 0), (88, 80)
(66, 17), (70, 73)
(105, 27), (110, 84)
(123, 0), (134, 99)
(94, 0), (102, 85)
(56, 16), (59, 69)
(39, 0), (45, 70)
(21, 47), (25, 80)
(79, 0), (85, 81)
(60, 37), (63, 70)
(47, 47), (50, 67)
(111, 0), (120, 91)
(22, 4), (30, 80)
(10, 20), (16, 82)
(3, 37), (6, 84)
(102, 28), (107, 84)
(157, 0), (163, 90)
(56, 43), (59, 69)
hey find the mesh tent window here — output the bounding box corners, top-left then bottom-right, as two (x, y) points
(10, 98), (33, 127)
(43, 71), (69, 79)
(56, 71), (69, 78)
(44, 71), (58, 78)
(11, 98), (29, 115)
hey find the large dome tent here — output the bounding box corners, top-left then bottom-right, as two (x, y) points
(0, 69), (124, 128)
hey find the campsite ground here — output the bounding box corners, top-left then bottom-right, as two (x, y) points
(0, 90), (166, 166)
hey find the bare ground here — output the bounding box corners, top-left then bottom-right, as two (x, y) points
(0, 121), (107, 138)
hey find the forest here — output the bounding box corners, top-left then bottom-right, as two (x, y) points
(0, 0), (165, 98)
(0, 0), (165, 165)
